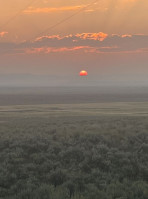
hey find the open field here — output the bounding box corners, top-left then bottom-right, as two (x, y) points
(1, 102), (148, 139)
(1, 102), (148, 116)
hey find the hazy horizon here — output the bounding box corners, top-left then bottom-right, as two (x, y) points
(0, 73), (148, 87)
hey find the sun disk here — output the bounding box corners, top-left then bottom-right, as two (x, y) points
(79, 70), (88, 76)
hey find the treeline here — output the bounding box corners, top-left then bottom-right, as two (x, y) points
(0, 117), (148, 199)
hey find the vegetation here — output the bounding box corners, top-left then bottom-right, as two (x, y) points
(0, 103), (148, 199)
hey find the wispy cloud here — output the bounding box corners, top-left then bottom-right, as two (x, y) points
(24, 5), (86, 14)
(75, 32), (108, 41)
(25, 46), (95, 54)
(36, 32), (108, 42)
(0, 31), (8, 37)
(1, 33), (148, 55)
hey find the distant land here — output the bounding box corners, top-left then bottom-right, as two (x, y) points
(0, 86), (148, 106)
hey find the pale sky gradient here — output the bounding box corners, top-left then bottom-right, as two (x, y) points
(0, 0), (148, 86)
(1, 0), (148, 41)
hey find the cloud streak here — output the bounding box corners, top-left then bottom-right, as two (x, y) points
(0, 33), (148, 55)
(24, 5), (87, 14)
(25, 46), (95, 54)
(0, 31), (8, 37)
(23, 0), (139, 14)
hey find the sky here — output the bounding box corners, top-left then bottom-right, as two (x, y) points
(0, 0), (148, 86)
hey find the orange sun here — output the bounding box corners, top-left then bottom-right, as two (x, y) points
(79, 70), (88, 76)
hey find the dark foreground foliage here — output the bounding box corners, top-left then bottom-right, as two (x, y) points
(0, 115), (148, 199)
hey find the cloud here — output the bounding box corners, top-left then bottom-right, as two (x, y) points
(0, 33), (148, 55)
(36, 32), (108, 42)
(25, 46), (95, 54)
(23, 0), (140, 15)
(29, 33), (148, 53)
(24, 5), (86, 14)
(75, 32), (108, 41)
(0, 31), (8, 37)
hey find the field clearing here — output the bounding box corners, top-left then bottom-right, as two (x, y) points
(1, 102), (148, 140)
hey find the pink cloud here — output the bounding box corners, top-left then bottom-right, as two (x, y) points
(122, 34), (132, 38)
(24, 5), (86, 14)
(35, 32), (108, 42)
(75, 32), (108, 41)
(35, 35), (62, 41)
(0, 31), (8, 37)
(25, 46), (95, 54)
(1, 32), (148, 55)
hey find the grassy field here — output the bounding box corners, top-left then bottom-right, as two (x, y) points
(1, 101), (148, 116)
(0, 102), (148, 138)
(0, 102), (148, 143)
